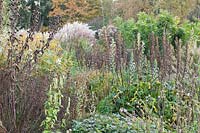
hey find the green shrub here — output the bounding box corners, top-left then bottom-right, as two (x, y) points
(113, 17), (137, 48)
(113, 11), (200, 54)
(95, 72), (179, 130)
(97, 95), (115, 114)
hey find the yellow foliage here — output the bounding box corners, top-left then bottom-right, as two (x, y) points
(15, 31), (61, 52)
(36, 50), (73, 75)
(0, 30), (71, 75)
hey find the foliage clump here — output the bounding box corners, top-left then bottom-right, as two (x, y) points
(73, 114), (160, 133)
(113, 11), (200, 52)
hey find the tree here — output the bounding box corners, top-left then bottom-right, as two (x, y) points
(18, 0), (52, 29)
(49, 0), (101, 23)
(112, 0), (158, 19)
(186, 0), (200, 21)
(156, 0), (197, 20)
(108, 0), (198, 20)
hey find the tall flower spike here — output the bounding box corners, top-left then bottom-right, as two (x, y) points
(0, 0), (3, 31)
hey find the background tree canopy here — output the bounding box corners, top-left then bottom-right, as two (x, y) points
(18, 0), (200, 30)
(18, 0), (52, 29)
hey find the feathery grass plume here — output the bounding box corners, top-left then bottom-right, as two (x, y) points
(54, 22), (96, 49)
(54, 22), (96, 68)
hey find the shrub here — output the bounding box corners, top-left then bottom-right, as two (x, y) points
(10, 29), (74, 75)
(113, 17), (137, 48)
(113, 11), (200, 54)
(72, 114), (159, 133)
(96, 95), (115, 114)
(36, 50), (73, 75)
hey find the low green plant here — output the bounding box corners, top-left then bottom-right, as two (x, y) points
(72, 114), (160, 133)
(97, 95), (115, 114)
(103, 80), (176, 118)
